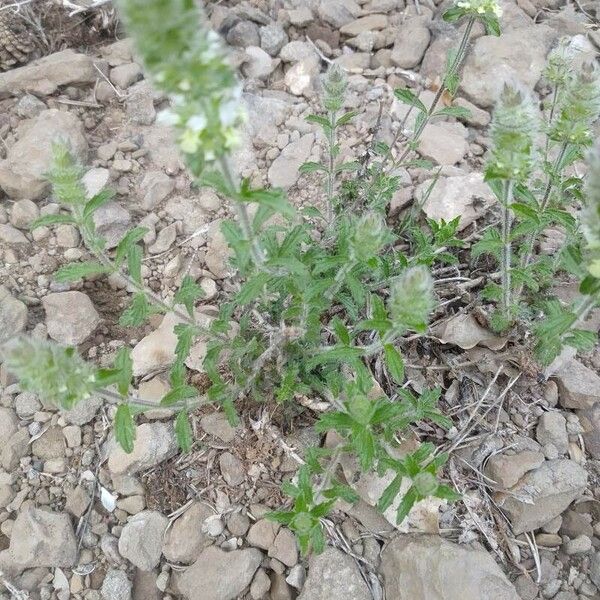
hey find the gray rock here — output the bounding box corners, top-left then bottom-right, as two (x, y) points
(590, 552), (600, 589)
(0, 407), (19, 440)
(108, 422), (178, 476)
(10, 199), (39, 229)
(227, 21), (260, 48)
(260, 24), (288, 56)
(83, 167), (110, 198)
(268, 528), (298, 567)
(110, 63), (142, 89)
(0, 49), (96, 98)
(205, 219), (232, 279)
(247, 520), (280, 551)
(162, 502), (213, 564)
(219, 452), (245, 486)
(285, 57), (320, 96)
(485, 450), (545, 489)
(380, 534), (519, 600)
(0, 286), (27, 343)
(15, 94), (46, 118)
(340, 14), (388, 36)
(7, 507), (77, 569)
(148, 223), (177, 254)
(42, 291), (101, 346)
(250, 568), (271, 599)
(1, 429), (29, 471)
(0, 223), (29, 245)
(536, 412), (568, 455)
(0, 109), (87, 199)
(93, 202), (131, 249)
(64, 395), (103, 425)
(200, 413), (237, 443)
(177, 546), (263, 600)
(563, 534), (592, 555)
(242, 46), (273, 80)
(279, 41), (318, 64)
(102, 568), (132, 600)
(298, 547), (370, 600)
(118, 511), (168, 571)
(419, 173), (495, 231)
(418, 123), (468, 165)
(390, 23), (431, 69)
(140, 171), (174, 210)
(554, 358), (600, 409)
(497, 459), (587, 534)
(32, 426), (66, 460)
(133, 569), (161, 600)
(318, 0), (361, 28)
(268, 133), (315, 189)
(461, 26), (555, 108)
(126, 81), (156, 125)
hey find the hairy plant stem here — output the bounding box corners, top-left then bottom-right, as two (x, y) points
(573, 292), (600, 328)
(315, 445), (343, 502)
(218, 155), (266, 268)
(500, 179), (515, 321)
(326, 109), (338, 223)
(98, 387), (208, 411)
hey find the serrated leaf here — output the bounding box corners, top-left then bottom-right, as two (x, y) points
(127, 244), (143, 285)
(305, 346), (364, 369)
(83, 188), (115, 220)
(331, 317), (351, 346)
(175, 411), (193, 452)
(335, 161), (360, 173)
(119, 292), (150, 327)
(161, 384), (197, 406)
(235, 272), (270, 305)
(306, 114), (332, 130)
(442, 5), (465, 22)
(30, 214), (76, 229)
(432, 106), (471, 120)
(115, 404), (136, 454)
(335, 111), (358, 127)
(115, 227), (148, 265)
(54, 261), (110, 282)
(396, 486), (418, 524)
(174, 275), (204, 317)
(299, 161), (328, 174)
(384, 344), (405, 384)
(239, 180), (295, 219)
(199, 169), (233, 197)
(378, 473), (403, 513)
(394, 88), (427, 113)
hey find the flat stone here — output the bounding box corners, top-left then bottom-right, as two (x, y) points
(381, 534), (519, 600)
(390, 23), (431, 69)
(177, 546), (263, 600)
(340, 14), (388, 36)
(42, 291), (101, 346)
(162, 502), (213, 565)
(554, 359), (600, 409)
(102, 568), (132, 600)
(485, 450), (545, 489)
(119, 511), (168, 571)
(110, 63), (142, 89)
(268, 133), (315, 189)
(418, 123), (468, 165)
(0, 286), (27, 343)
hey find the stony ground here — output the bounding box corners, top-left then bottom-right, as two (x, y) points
(0, 0), (600, 599)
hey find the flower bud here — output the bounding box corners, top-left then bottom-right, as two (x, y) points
(388, 266), (435, 332)
(322, 64), (348, 113)
(414, 472), (438, 496)
(2, 337), (97, 410)
(550, 61), (600, 146)
(455, 0), (502, 18)
(486, 82), (538, 182)
(349, 212), (390, 262)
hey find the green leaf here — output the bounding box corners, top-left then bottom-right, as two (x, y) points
(175, 411), (194, 452)
(396, 486), (418, 524)
(127, 244), (143, 285)
(299, 161), (328, 174)
(331, 317), (351, 346)
(30, 214), (76, 229)
(384, 344), (405, 384)
(54, 261), (110, 282)
(394, 88), (427, 113)
(238, 180), (295, 220)
(442, 5), (465, 22)
(432, 106), (471, 120)
(200, 169), (233, 197)
(115, 404), (136, 454)
(161, 384), (197, 406)
(174, 275), (204, 317)
(115, 227), (148, 265)
(378, 473), (403, 513)
(334, 161), (360, 173)
(235, 272), (270, 305)
(336, 111), (358, 127)
(119, 292), (151, 327)
(83, 188), (115, 220)
(305, 346), (364, 369)
(482, 14), (501, 36)
(113, 347), (133, 397)
(306, 114), (332, 130)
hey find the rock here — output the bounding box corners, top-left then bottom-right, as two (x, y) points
(0, 485), (14, 509)
(418, 123), (468, 165)
(247, 520), (280, 551)
(0, 49), (96, 98)
(83, 167), (110, 198)
(554, 359), (600, 409)
(563, 534), (592, 555)
(380, 534), (519, 600)
(0, 223), (29, 245)
(126, 81), (156, 125)
(10, 199), (39, 229)
(0, 109), (87, 199)
(418, 173), (495, 231)
(0, 286), (27, 343)
(177, 546), (263, 600)
(260, 24), (288, 56)
(205, 219), (232, 279)
(461, 26), (555, 108)
(227, 21), (260, 48)
(485, 450), (545, 489)
(590, 552), (600, 589)
(227, 512), (250, 537)
(15, 94), (46, 118)
(340, 14), (388, 36)
(268, 528), (298, 567)
(560, 510), (593, 538)
(219, 452), (245, 486)
(42, 291), (101, 346)
(7, 507), (77, 568)
(536, 413), (568, 456)
(318, 0), (361, 28)
(250, 568), (271, 599)
(140, 171), (175, 210)
(288, 8), (313, 27)
(577, 403), (600, 458)
(64, 395), (103, 425)
(242, 46), (273, 80)
(496, 459), (587, 534)
(0, 407), (19, 440)
(65, 485), (91, 518)
(200, 413), (237, 443)
(298, 547), (370, 600)
(268, 133), (314, 189)
(131, 311), (185, 376)
(102, 568), (132, 600)
(284, 57), (319, 96)
(286, 564), (306, 590)
(433, 313), (506, 351)
(133, 569), (161, 600)
(118, 511), (169, 571)
(148, 223), (177, 254)
(162, 502), (213, 564)
(15, 391), (40, 419)
(110, 63), (142, 89)
(108, 422), (178, 476)
(1, 429), (29, 471)
(270, 572), (293, 600)
(32, 426), (66, 460)
(390, 24), (431, 69)
(93, 202), (131, 249)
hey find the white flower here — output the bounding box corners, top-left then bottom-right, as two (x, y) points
(187, 114), (208, 132)
(157, 109), (180, 126)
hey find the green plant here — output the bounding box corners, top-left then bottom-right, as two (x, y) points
(0, 0), (514, 555)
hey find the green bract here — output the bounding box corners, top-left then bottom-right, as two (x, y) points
(2, 337), (97, 409)
(583, 143), (600, 277)
(388, 266), (435, 332)
(116, 0), (245, 172)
